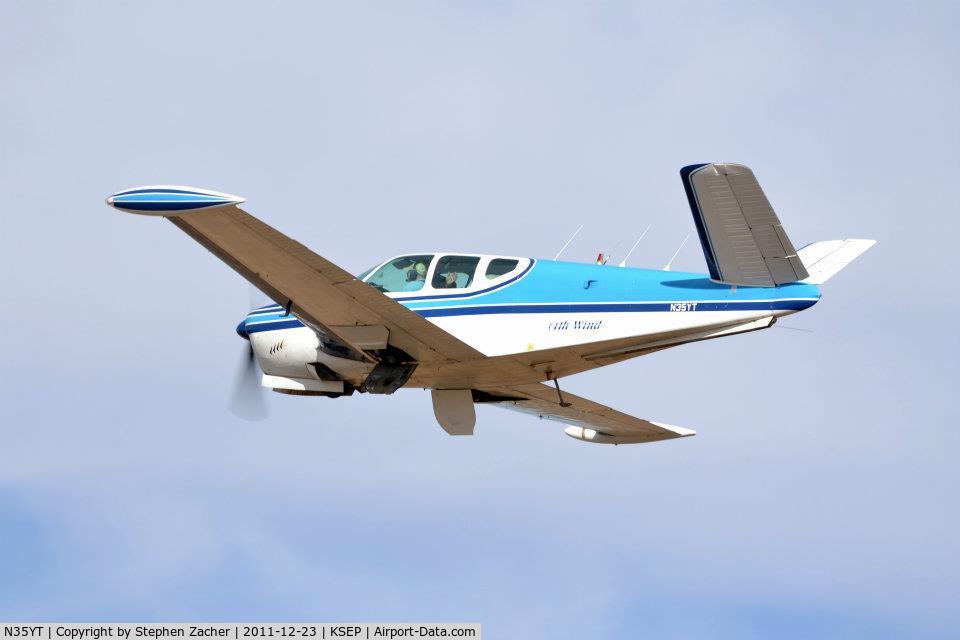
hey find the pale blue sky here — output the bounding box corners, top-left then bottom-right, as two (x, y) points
(1, 2), (957, 638)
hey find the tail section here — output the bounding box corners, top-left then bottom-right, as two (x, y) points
(680, 163), (876, 288)
(680, 163), (808, 287)
(797, 239), (876, 284)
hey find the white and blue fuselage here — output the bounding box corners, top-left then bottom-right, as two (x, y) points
(237, 256), (820, 388)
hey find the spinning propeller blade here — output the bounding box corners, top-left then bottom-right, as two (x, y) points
(230, 336), (268, 422)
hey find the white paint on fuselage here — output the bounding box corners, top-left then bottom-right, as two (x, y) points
(249, 305), (805, 386)
(426, 308), (792, 356)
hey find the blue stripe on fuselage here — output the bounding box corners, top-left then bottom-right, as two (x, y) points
(414, 298), (816, 318)
(235, 261), (820, 335)
(401, 261), (820, 310)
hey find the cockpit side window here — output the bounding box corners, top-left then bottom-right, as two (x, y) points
(432, 255), (480, 290)
(365, 254), (434, 292)
(485, 258), (520, 280)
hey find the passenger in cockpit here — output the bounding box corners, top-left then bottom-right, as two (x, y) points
(440, 271), (459, 288)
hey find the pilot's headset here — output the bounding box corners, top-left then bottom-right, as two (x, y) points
(407, 262), (427, 281)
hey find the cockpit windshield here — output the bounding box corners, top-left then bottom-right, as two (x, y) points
(364, 254), (434, 292)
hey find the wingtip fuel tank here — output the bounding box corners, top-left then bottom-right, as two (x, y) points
(106, 185), (244, 215)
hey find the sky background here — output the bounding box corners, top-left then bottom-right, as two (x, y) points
(1, 1), (958, 638)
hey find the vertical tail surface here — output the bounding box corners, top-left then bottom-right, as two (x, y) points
(798, 239), (876, 284)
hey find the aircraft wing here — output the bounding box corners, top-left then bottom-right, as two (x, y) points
(170, 207), (486, 363)
(107, 188), (482, 364)
(477, 382), (696, 445)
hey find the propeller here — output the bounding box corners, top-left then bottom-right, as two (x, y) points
(230, 341), (268, 421)
(230, 283), (271, 421)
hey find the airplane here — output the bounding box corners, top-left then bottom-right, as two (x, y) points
(106, 163), (875, 445)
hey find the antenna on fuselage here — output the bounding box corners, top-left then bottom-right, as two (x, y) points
(662, 234), (690, 271)
(618, 225), (651, 267)
(553, 224), (584, 260)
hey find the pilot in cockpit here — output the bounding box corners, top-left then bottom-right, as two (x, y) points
(402, 262), (428, 291)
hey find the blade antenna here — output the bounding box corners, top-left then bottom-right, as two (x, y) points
(662, 234), (690, 271)
(553, 224), (585, 260)
(618, 225), (651, 267)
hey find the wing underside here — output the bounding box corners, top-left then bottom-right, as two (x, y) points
(477, 382), (695, 445)
(165, 205), (483, 365)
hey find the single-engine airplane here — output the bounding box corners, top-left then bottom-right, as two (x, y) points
(107, 163), (874, 445)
